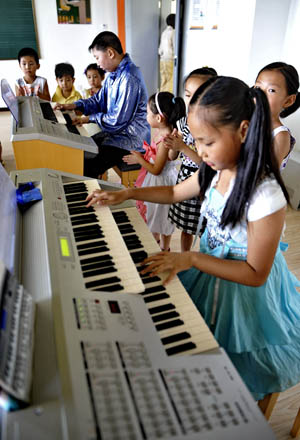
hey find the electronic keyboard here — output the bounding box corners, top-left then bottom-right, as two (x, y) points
(0, 168), (276, 440)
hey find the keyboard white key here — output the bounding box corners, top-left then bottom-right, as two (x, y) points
(63, 180), (145, 295)
(112, 207), (219, 356)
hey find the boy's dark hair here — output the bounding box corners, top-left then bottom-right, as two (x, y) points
(84, 63), (105, 77)
(256, 62), (300, 117)
(88, 31), (123, 55)
(149, 91), (186, 130)
(184, 67), (217, 85)
(55, 63), (75, 79)
(190, 76), (289, 228)
(18, 47), (39, 64)
(166, 14), (176, 28)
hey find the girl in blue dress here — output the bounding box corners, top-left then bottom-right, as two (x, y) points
(86, 76), (300, 400)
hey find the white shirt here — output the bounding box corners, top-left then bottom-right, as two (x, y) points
(158, 26), (175, 61)
(16, 76), (46, 96)
(201, 173), (286, 246)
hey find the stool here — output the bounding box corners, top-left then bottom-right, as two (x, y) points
(291, 408), (300, 437)
(113, 162), (141, 188)
(257, 392), (280, 420)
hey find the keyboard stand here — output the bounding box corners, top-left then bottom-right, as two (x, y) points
(13, 138), (86, 175)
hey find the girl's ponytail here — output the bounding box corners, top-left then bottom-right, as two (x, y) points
(281, 92), (300, 118)
(168, 96), (186, 129)
(223, 86), (289, 227)
(149, 92), (185, 129)
(190, 76), (289, 229)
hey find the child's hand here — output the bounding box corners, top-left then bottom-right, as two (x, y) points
(72, 116), (89, 126)
(141, 251), (193, 285)
(18, 86), (26, 96)
(163, 129), (185, 152)
(53, 103), (76, 111)
(123, 151), (142, 165)
(86, 189), (129, 207)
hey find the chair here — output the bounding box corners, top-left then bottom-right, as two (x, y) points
(112, 162), (141, 188)
(257, 392), (280, 420)
(291, 408), (300, 437)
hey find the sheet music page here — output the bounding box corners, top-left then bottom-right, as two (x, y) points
(0, 164), (16, 273)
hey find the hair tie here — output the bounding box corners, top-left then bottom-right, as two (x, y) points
(172, 97), (176, 104)
(155, 92), (164, 116)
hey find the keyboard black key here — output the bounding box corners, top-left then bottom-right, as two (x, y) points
(81, 260), (114, 272)
(80, 255), (113, 265)
(64, 183), (87, 194)
(77, 240), (107, 250)
(166, 342), (197, 356)
(91, 284), (124, 292)
(161, 332), (191, 345)
(148, 303), (176, 315)
(143, 285), (166, 294)
(152, 311), (179, 323)
(156, 319), (184, 332)
(78, 246), (109, 256)
(82, 266), (117, 278)
(68, 207), (94, 215)
(85, 276), (121, 289)
(66, 192), (88, 202)
(143, 276), (161, 284)
(71, 215), (98, 226)
(126, 243), (143, 251)
(130, 251), (148, 263)
(74, 233), (104, 243)
(144, 293), (169, 303)
(74, 225), (101, 234)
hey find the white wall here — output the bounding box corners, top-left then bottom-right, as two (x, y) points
(179, 0), (300, 152)
(0, 0), (118, 105)
(179, 0), (257, 84)
(281, 0), (300, 150)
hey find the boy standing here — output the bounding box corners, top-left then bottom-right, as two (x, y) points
(54, 31), (150, 178)
(16, 47), (51, 101)
(52, 63), (82, 104)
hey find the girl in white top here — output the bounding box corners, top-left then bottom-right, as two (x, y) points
(86, 76), (300, 401)
(255, 62), (300, 169)
(123, 91), (185, 251)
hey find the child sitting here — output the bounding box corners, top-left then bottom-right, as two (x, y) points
(52, 63), (82, 104)
(83, 63), (105, 98)
(15, 47), (50, 101)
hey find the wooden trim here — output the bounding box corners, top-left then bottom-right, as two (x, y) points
(117, 0), (126, 52)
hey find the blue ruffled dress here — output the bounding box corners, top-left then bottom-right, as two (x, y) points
(179, 177), (300, 400)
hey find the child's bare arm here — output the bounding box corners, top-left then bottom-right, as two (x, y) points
(37, 81), (51, 101)
(123, 142), (169, 176)
(164, 130), (201, 164)
(143, 207), (286, 286)
(15, 85), (24, 97)
(87, 170), (200, 208)
(273, 131), (291, 168)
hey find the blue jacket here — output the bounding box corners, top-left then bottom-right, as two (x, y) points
(75, 54), (150, 151)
